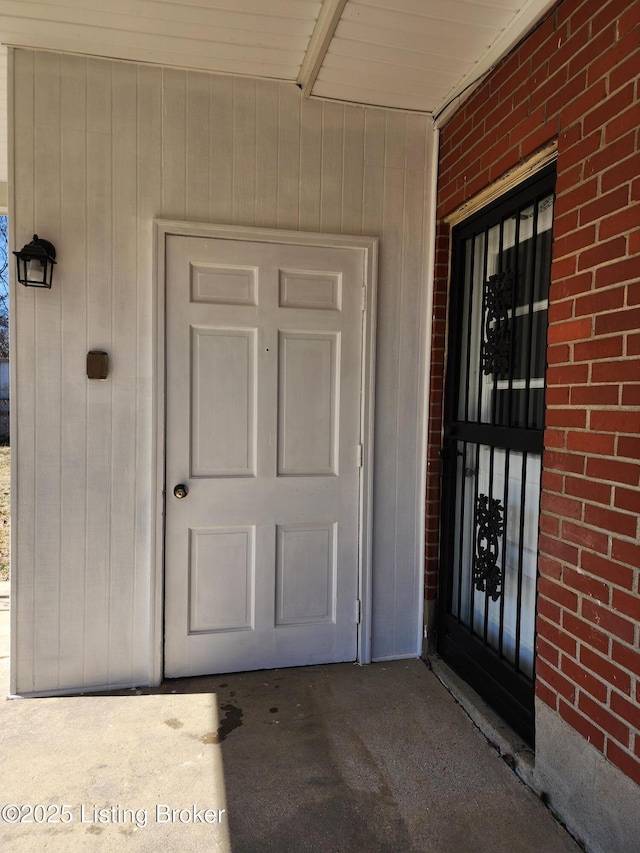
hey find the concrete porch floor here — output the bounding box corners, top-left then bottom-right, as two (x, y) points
(0, 581), (580, 852)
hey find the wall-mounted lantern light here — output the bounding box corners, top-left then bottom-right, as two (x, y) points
(13, 235), (57, 288)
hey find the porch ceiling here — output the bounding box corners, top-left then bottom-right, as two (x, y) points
(0, 0), (557, 187)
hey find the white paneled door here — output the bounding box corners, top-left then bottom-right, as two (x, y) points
(164, 234), (366, 677)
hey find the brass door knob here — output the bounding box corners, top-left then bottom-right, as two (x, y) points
(173, 484), (188, 499)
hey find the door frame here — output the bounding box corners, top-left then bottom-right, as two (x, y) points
(437, 165), (556, 744)
(150, 220), (378, 685)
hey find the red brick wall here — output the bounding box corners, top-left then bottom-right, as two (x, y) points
(429, 0), (640, 783)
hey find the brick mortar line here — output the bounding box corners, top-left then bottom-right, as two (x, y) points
(541, 655), (635, 708)
(541, 505), (638, 526)
(537, 590), (639, 626)
(538, 650), (638, 693)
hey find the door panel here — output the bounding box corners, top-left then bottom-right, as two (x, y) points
(439, 166), (555, 744)
(164, 235), (364, 678)
(190, 262), (258, 306)
(275, 523), (336, 625)
(189, 526), (255, 633)
(278, 331), (339, 476)
(190, 326), (257, 477)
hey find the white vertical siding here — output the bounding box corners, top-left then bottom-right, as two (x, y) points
(58, 53), (88, 690)
(0, 47), (7, 186)
(135, 63), (163, 681)
(11, 47), (433, 693)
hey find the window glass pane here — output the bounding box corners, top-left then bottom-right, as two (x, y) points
(457, 239), (473, 421)
(480, 225), (501, 424)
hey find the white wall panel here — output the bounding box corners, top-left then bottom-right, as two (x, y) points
(10, 48), (433, 693)
(109, 58), (139, 684)
(0, 48), (8, 185)
(255, 80), (279, 229)
(134, 62), (163, 684)
(58, 53), (89, 690)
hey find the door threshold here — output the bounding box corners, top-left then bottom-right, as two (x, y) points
(426, 654), (537, 792)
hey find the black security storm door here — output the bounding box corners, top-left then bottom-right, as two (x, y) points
(438, 165), (555, 745)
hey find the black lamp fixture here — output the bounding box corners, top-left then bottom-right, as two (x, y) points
(13, 234), (57, 288)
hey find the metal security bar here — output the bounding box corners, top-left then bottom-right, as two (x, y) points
(439, 165), (555, 745)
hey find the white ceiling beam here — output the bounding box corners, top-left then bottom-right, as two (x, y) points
(297, 0), (348, 97)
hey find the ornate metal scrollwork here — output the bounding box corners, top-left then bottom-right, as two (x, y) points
(482, 270), (513, 377)
(473, 494), (504, 601)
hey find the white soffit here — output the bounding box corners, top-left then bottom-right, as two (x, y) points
(312, 0), (556, 113)
(1, 0), (558, 109)
(0, 0), (322, 79)
(0, 0), (559, 184)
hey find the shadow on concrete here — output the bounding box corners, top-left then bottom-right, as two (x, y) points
(77, 660), (581, 853)
(0, 622), (581, 853)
